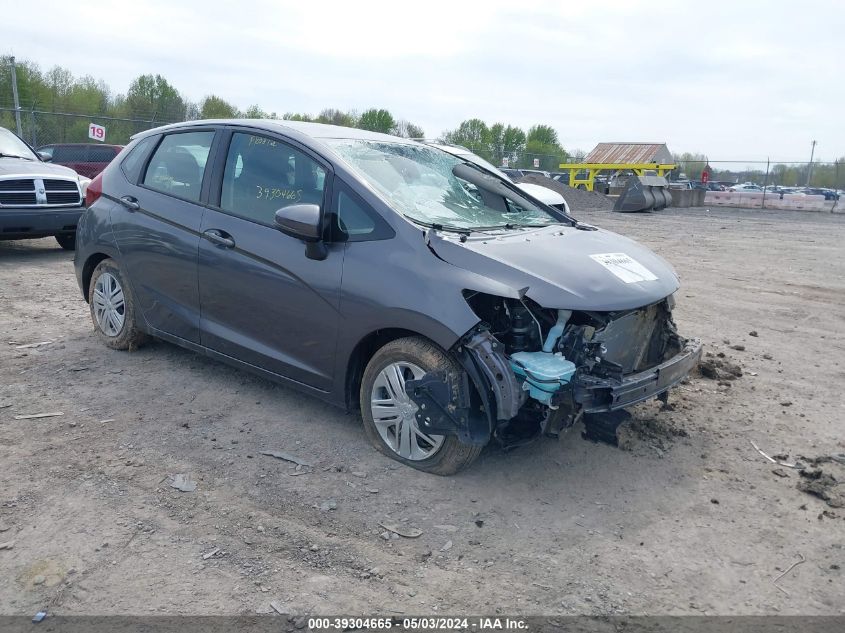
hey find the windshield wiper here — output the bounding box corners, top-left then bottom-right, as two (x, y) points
(473, 222), (559, 230)
(0, 153), (34, 160)
(407, 217), (472, 235)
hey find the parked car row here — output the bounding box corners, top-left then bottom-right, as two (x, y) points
(799, 187), (840, 200)
(734, 184), (840, 200)
(690, 181), (725, 191)
(727, 182), (763, 193)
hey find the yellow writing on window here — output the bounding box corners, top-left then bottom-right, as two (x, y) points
(248, 136), (277, 147)
(256, 186), (302, 202)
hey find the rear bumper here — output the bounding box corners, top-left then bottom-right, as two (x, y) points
(0, 206), (84, 240)
(572, 338), (703, 412)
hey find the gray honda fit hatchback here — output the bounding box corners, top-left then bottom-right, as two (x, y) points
(74, 120), (701, 474)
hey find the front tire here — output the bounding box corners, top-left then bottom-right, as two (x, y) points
(360, 337), (483, 475)
(88, 259), (147, 350)
(55, 233), (76, 250)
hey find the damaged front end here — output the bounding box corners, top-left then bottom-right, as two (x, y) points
(407, 291), (702, 447)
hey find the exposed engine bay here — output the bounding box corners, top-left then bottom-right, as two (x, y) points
(407, 291), (702, 448)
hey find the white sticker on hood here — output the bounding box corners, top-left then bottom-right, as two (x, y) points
(590, 253), (658, 284)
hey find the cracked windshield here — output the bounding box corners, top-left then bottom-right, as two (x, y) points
(327, 140), (560, 230)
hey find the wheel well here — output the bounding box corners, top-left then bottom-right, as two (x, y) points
(345, 328), (431, 411)
(81, 253), (110, 302)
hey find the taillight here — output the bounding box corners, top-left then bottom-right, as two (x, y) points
(85, 173), (103, 207)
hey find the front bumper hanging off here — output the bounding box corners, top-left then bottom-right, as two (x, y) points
(408, 331), (702, 444)
(572, 338), (703, 413)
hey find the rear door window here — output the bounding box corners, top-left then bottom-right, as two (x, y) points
(219, 132), (326, 226)
(142, 132), (215, 203)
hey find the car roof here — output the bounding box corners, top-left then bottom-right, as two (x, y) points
(133, 119), (413, 145)
(422, 141), (471, 155)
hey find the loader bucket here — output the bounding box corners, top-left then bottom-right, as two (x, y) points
(653, 185), (672, 210)
(613, 175), (672, 212)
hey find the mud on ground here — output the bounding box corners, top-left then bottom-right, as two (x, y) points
(0, 206), (843, 616)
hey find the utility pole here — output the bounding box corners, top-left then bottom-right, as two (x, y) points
(10, 56), (23, 137)
(762, 158), (770, 209)
(806, 140), (817, 186)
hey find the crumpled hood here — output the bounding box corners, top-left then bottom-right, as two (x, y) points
(0, 157), (80, 179)
(427, 225), (680, 311)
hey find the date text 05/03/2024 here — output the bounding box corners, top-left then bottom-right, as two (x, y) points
(307, 618), (529, 631)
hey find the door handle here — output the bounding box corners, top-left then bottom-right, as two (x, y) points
(202, 229), (236, 249)
(119, 195), (140, 211)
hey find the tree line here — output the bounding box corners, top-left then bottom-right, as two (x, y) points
(440, 120), (570, 172)
(0, 56), (571, 170)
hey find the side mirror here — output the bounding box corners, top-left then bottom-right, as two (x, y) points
(274, 203), (327, 261)
(38, 151), (52, 162)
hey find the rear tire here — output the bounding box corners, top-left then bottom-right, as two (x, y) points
(360, 336), (483, 475)
(88, 259), (147, 351)
(55, 233), (76, 250)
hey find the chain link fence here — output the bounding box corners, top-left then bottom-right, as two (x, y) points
(671, 159), (844, 192)
(0, 107), (177, 156)
(454, 143), (567, 173)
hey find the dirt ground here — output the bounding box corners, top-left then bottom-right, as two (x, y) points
(1, 206), (843, 617)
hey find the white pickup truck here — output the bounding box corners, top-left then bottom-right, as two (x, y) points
(0, 126), (90, 249)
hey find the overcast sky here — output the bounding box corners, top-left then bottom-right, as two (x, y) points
(4, 0), (843, 161)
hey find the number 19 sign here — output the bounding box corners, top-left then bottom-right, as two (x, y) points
(88, 123), (106, 142)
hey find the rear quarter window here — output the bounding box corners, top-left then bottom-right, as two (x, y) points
(120, 136), (158, 183)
